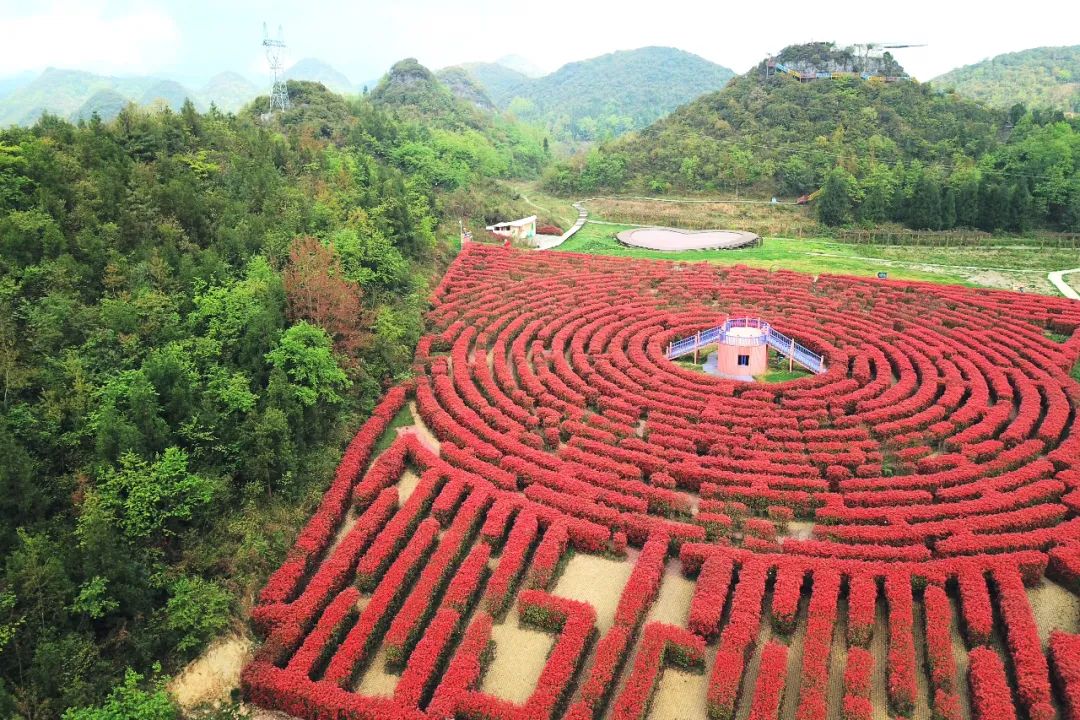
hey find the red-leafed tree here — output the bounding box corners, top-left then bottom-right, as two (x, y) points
(283, 236), (368, 361)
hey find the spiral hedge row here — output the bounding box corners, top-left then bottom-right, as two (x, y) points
(244, 244), (1080, 720)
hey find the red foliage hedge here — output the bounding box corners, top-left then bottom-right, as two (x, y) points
(244, 245), (1080, 720)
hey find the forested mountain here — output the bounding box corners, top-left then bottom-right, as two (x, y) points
(0, 68), (170, 126)
(72, 90), (130, 124)
(932, 45), (1080, 113)
(0, 72), (35, 100)
(493, 54), (544, 78)
(0, 69), (545, 718)
(544, 42), (1080, 233)
(454, 62), (531, 107)
(436, 67), (497, 111)
(198, 72), (261, 113)
(449, 47), (736, 142)
(0, 60), (351, 127)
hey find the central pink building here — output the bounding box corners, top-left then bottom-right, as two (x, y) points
(714, 323), (769, 377)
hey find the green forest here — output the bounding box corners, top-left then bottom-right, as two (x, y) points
(449, 47), (735, 143)
(931, 45), (1080, 114)
(543, 45), (1080, 232)
(0, 71), (545, 719)
(3, 36), (1080, 720)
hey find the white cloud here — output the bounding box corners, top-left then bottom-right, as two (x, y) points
(0, 1), (181, 76)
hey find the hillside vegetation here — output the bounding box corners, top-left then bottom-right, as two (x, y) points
(932, 45), (1080, 113)
(0, 67), (545, 719)
(545, 43), (1080, 233)
(448, 47), (735, 142)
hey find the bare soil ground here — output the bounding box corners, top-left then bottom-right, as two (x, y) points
(169, 635), (252, 710)
(826, 601), (849, 720)
(1026, 578), (1080, 643)
(327, 509), (358, 555)
(780, 592), (810, 720)
(482, 610), (555, 703)
(645, 559), (697, 627)
(783, 521), (816, 541)
(396, 470), (421, 504)
(965, 270), (1049, 293)
(552, 553), (634, 633)
(648, 649), (715, 720)
(949, 596), (973, 720)
(404, 400), (441, 453)
(869, 594), (889, 720)
(354, 647), (398, 697)
(911, 602), (931, 720)
(734, 590), (775, 720)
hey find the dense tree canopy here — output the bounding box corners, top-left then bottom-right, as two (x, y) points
(450, 48), (735, 143)
(0, 75), (544, 718)
(543, 45), (1080, 232)
(931, 45), (1080, 114)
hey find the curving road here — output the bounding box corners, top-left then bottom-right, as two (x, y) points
(1048, 268), (1080, 300)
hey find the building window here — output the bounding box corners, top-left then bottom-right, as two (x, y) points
(738, 355), (750, 366)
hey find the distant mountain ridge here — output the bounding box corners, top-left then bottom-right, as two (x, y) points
(0, 58), (356, 126)
(444, 47), (736, 141)
(931, 45), (1080, 113)
(283, 58), (354, 95)
(544, 42), (1004, 199)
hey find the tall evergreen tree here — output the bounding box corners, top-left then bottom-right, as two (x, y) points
(817, 166), (857, 227)
(908, 173), (943, 230)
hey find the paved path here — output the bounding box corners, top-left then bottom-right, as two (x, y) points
(1048, 268), (1080, 300)
(536, 201), (589, 250)
(514, 193), (588, 250)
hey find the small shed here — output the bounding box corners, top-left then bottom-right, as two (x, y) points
(486, 215), (537, 244)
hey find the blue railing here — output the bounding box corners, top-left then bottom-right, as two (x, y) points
(667, 317), (826, 374)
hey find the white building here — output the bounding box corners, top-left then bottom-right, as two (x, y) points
(486, 215), (537, 244)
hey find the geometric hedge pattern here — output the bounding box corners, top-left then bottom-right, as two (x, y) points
(244, 245), (1080, 720)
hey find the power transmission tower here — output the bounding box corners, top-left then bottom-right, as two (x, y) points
(262, 22), (290, 117)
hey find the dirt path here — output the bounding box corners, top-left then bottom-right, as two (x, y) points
(646, 559), (697, 627)
(354, 647), (398, 697)
(1027, 578), (1080, 642)
(734, 590), (775, 720)
(482, 610), (554, 703)
(404, 400), (441, 453)
(911, 602), (932, 720)
(397, 470), (421, 503)
(552, 553), (634, 633)
(869, 594), (889, 720)
(780, 592), (811, 720)
(169, 635), (252, 710)
(949, 595), (973, 720)
(826, 600), (849, 720)
(649, 649), (715, 720)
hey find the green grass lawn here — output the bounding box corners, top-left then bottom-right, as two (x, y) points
(757, 367), (813, 383)
(557, 221), (1069, 293)
(674, 358), (708, 373)
(505, 181), (581, 229)
(374, 403), (416, 453)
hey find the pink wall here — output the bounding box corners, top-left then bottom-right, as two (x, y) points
(716, 343), (767, 376)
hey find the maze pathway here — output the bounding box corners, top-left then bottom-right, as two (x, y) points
(244, 245), (1080, 720)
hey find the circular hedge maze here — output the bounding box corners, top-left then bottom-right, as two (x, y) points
(245, 245), (1080, 720)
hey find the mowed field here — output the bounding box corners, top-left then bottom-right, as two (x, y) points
(544, 195), (1080, 295)
(237, 244), (1080, 720)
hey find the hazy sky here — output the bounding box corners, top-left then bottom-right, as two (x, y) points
(2, 0), (1078, 84)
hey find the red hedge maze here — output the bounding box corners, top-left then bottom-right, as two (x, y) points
(244, 244), (1080, 720)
